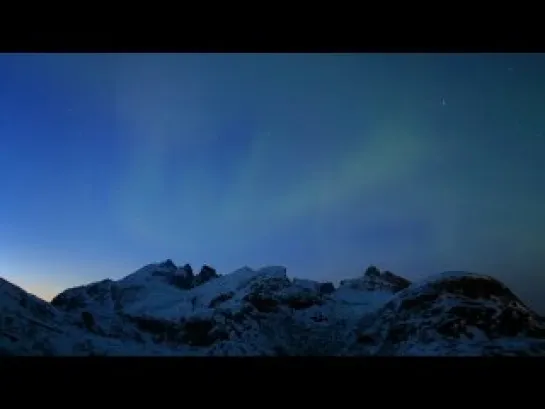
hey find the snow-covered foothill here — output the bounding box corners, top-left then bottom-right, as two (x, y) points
(344, 271), (545, 356)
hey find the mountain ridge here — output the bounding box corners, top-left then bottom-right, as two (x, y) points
(1, 260), (544, 356)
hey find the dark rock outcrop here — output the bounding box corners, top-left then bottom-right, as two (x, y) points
(182, 264), (193, 276)
(365, 265), (380, 277)
(340, 267), (411, 294)
(195, 265), (219, 285)
(319, 282), (335, 294)
(81, 311), (95, 331)
(170, 264), (195, 290)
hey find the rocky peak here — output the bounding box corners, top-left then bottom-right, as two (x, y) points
(364, 265), (380, 277)
(182, 264), (193, 276)
(159, 259), (177, 271)
(170, 265), (194, 290)
(340, 266), (411, 294)
(195, 265), (219, 285)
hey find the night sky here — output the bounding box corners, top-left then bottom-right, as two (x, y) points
(1, 53), (544, 311)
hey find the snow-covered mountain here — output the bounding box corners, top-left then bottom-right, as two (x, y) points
(1, 261), (544, 356)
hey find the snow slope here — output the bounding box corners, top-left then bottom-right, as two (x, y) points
(1, 261), (544, 356)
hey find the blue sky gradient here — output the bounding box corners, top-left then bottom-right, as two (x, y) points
(0, 53), (544, 311)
